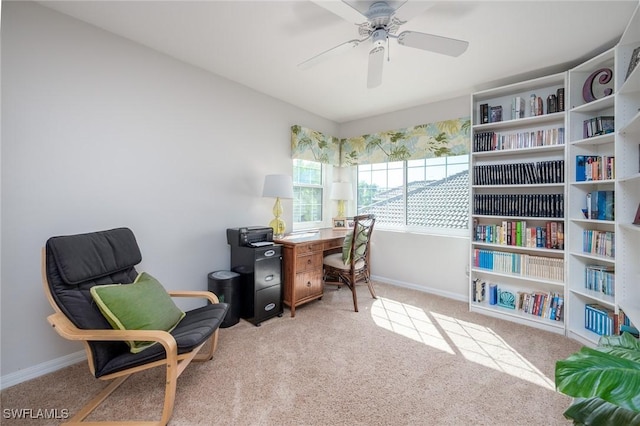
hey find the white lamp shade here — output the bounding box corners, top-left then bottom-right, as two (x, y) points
(262, 174), (294, 199)
(330, 182), (353, 200)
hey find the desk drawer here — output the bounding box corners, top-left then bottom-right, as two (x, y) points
(295, 252), (322, 272)
(323, 238), (345, 251)
(294, 270), (323, 301)
(296, 242), (324, 255)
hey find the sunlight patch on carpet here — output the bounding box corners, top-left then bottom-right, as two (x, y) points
(371, 297), (555, 390)
(371, 298), (455, 354)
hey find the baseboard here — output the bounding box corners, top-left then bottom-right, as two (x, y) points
(0, 350), (86, 390)
(372, 274), (467, 303)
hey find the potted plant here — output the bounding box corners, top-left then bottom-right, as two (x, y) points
(555, 332), (640, 425)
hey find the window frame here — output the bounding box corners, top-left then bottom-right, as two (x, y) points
(356, 155), (470, 237)
(292, 160), (334, 231)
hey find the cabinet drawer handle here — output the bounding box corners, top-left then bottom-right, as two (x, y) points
(306, 281), (311, 287)
(307, 258), (312, 265)
(264, 249), (276, 257)
(265, 275), (274, 282)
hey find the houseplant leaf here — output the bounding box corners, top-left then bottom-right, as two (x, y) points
(564, 397), (640, 426)
(555, 346), (640, 411)
(598, 332), (640, 351)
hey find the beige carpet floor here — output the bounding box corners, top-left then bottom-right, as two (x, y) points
(1, 281), (583, 425)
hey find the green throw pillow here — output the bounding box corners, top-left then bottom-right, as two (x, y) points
(342, 225), (369, 265)
(90, 272), (185, 353)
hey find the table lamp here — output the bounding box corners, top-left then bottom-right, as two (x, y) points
(330, 181), (353, 218)
(262, 174), (294, 238)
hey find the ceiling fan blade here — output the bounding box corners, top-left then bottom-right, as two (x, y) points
(397, 31), (468, 57)
(367, 45), (385, 89)
(309, 0), (366, 24)
(298, 39), (362, 70)
(392, 1), (436, 23)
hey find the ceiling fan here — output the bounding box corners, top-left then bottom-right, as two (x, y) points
(298, 1), (469, 88)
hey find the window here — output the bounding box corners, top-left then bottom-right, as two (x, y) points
(293, 159), (324, 227)
(357, 155), (469, 233)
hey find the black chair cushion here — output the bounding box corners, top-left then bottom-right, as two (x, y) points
(45, 227), (229, 378)
(97, 304), (228, 377)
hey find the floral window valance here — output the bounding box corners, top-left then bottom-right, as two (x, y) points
(290, 125), (341, 165)
(291, 117), (470, 167)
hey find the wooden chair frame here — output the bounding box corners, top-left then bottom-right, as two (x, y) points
(41, 248), (221, 425)
(323, 214), (376, 312)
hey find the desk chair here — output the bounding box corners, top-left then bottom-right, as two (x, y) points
(323, 214), (376, 312)
(42, 227), (229, 425)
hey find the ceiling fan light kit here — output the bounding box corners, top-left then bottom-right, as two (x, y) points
(300, 0), (469, 88)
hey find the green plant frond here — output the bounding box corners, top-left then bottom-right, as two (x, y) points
(435, 119), (462, 135)
(388, 132), (405, 143)
(564, 397), (640, 426)
(556, 347), (640, 411)
(433, 132), (449, 143)
(599, 332), (640, 351)
(597, 346), (640, 363)
(433, 146), (452, 157)
(388, 146), (411, 161)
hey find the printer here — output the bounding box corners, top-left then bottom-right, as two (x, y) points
(226, 226), (274, 248)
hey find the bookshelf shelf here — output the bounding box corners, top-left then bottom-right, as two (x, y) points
(618, 173), (640, 184)
(472, 183), (565, 189)
(571, 133), (615, 146)
(470, 72), (567, 333)
(620, 223), (640, 233)
(618, 110), (640, 135)
(569, 287), (615, 308)
(472, 112), (565, 132)
(472, 241), (564, 255)
(569, 179), (616, 186)
(471, 303), (565, 333)
(471, 268), (564, 287)
(471, 145), (564, 157)
(570, 94), (614, 113)
(569, 251), (615, 264)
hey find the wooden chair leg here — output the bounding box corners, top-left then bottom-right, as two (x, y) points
(66, 375), (131, 423)
(366, 278), (377, 299)
(350, 284), (359, 312)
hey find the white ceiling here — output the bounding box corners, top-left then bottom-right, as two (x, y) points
(36, 0), (638, 123)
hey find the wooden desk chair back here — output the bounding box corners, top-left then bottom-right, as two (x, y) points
(323, 214), (376, 312)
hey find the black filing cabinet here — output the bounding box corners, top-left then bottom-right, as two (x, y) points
(230, 245), (283, 326)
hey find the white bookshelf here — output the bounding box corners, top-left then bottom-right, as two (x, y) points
(469, 73), (567, 335)
(564, 2), (640, 346)
(614, 2), (640, 339)
(566, 47), (616, 346)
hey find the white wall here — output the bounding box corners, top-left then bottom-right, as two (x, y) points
(0, 1), (337, 381)
(340, 96), (471, 300)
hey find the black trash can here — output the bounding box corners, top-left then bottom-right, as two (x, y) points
(208, 270), (241, 328)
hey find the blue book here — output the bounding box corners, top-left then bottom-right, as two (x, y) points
(576, 155), (586, 181)
(489, 284), (498, 305)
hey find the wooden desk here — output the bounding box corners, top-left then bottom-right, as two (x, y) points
(275, 228), (349, 317)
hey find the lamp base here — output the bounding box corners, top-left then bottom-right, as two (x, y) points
(269, 217), (286, 239)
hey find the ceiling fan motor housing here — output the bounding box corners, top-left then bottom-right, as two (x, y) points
(366, 1), (396, 26)
(371, 28), (387, 47)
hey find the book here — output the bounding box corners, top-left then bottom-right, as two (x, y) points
(576, 155), (586, 182)
(512, 97), (525, 119)
(547, 94), (557, 113)
(489, 283), (498, 305)
(480, 103), (489, 124)
(490, 106), (503, 123)
(625, 46), (640, 81)
(557, 88), (565, 111)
